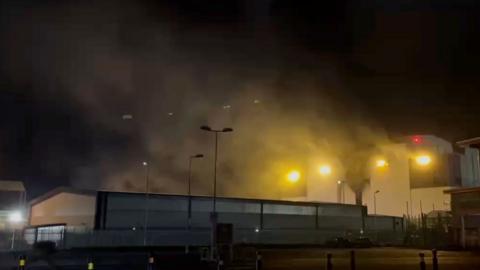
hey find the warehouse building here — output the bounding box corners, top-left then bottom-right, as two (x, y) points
(26, 187), (403, 248)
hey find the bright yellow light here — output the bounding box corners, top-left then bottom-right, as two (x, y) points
(415, 155), (431, 166)
(287, 170), (301, 183)
(319, 165), (332, 176)
(376, 159), (388, 168)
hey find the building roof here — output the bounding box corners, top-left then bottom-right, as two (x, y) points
(444, 186), (480, 194)
(0, 180), (25, 192)
(457, 137), (480, 148)
(29, 187), (97, 206)
(29, 186), (363, 210)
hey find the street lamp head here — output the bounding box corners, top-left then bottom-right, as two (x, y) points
(200, 125), (212, 131)
(415, 155), (431, 166)
(142, 161), (148, 166)
(8, 211), (23, 223)
(319, 165), (332, 176)
(337, 180), (342, 185)
(222, 128), (233, 132)
(193, 154), (204, 158)
(375, 190), (380, 194)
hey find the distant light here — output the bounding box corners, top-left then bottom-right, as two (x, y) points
(122, 114), (133, 120)
(415, 155), (431, 166)
(337, 180), (342, 185)
(255, 228), (260, 233)
(223, 105), (231, 109)
(253, 99), (260, 104)
(8, 211), (22, 223)
(142, 161), (148, 166)
(376, 159), (388, 168)
(167, 112), (174, 116)
(319, 165), (332, 176)
(287, 170), (301, 183)
(412, 136), (423, 144)
(132, 227), (136, 231)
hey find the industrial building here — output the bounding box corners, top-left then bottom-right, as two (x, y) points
(303, 135), (480, 217)
(443, 137), (480, 248)
(26, 187), (403, 248)
(445, 186), (480, 248)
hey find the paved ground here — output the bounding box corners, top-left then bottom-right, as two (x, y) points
(1, 247), (480, 270)
(260, 247), (480, 270)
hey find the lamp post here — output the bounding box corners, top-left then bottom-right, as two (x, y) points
(142, 161), (150, 246)
(337, 180), (345, 204)
(373, 190), (380, 242)
(200, 125), (233, 260)
(8, 211), (23, 250)
(188, 154), (204, 229)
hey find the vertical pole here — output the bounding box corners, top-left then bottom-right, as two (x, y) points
(143, 163), (150, 246)
(147, 252), (155, 270)
(11, 228), (15, 250)
(188, 157), (193, 229)
(350, 250), (356, 270)
(211, 132), (219, 260)
(374, 193), (377, 242)
(409, 189), (413, 217)
(326, 253), (333, 270)
(406, 201), (410, 219)
(18, 255), (26, 270)
(337, 182), (341, 203)
(256, 251), (263, 270)
(87, 258), (95, 270)
(213, 132), (218, 213)
(461, 215), (466, 249)
(342, 182), (345, 203)
(432, 249), (438, 270)
(419, 253), (426, 270)
(260, 202), (264, 230)
(186, 157), (192, 254)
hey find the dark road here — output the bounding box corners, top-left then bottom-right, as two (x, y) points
(260, 248), (480, 270)
(2, 248), (480, 270)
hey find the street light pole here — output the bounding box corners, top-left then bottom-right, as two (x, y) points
(143, 161), (150, 246)
(374, 190), (380, 242)
(200, 125), (233, 260)
(213, 132), (218, 213)
(188, 154), (204, 228)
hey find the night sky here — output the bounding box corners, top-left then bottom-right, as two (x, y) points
(1, 0), (480, 198)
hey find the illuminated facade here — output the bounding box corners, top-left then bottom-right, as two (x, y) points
(305, 135), (480, 217)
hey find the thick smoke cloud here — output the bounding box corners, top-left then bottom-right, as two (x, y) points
(1, 1), (388, 199)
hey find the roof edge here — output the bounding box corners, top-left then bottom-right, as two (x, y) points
(29, 187), (97, 206)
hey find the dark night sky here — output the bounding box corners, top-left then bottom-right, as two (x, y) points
(1, 0), (480, 197)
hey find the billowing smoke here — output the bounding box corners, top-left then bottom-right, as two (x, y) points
(1, 1), (389, 199)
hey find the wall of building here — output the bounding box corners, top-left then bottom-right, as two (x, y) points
(363, 143), (411, 217)
(100, 192), (365, 233)
(30, 192), (96, 228)
(461, 147), (480, 187)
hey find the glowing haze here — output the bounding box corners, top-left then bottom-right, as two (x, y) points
(1, 1), (390, 199)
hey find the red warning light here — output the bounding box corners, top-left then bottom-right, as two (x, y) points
(411, 135), (423, 144)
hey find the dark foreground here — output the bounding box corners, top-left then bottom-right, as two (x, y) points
(1, 247), (480, 270)
(261, 248), (480, 270)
